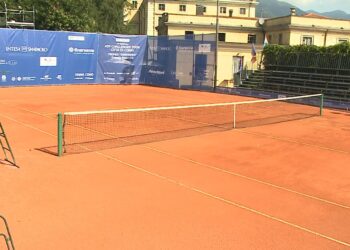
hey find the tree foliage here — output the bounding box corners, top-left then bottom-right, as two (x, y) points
(2, 0), (131, 33)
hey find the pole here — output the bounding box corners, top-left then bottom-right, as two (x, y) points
(57, 113), (63, 157)
(4, 1), (8, 28)
(214, 0), (219, 91)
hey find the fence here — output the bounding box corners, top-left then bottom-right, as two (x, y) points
(264, 52), (350, 75)
(0, 29), (215, 90)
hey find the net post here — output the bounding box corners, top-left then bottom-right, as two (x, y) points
(57, 113), (63, 157)
(320, 94), (324, 116)
(233, 104), (236, 129)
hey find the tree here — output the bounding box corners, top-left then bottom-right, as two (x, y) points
(2, 0), (130, 33)
(93, 0), (130, 34)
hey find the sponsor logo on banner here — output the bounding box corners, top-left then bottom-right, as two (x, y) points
(176, 46), (193, 51)
(17, 77), (22, 82)
(68, 36), (85, 41)
(7, 60), (17, 66)
(278, 94), (287, 99)
(40, 57), (57, 67)
(56, 75), (63, 80)
(1, 75), (7, 82)
(198, 44), (211, 53)
(74, 73), (84, 80)
(11, 77), (16, 82)
(5, 46), (48, 53)
(149, 70), (165, 75)
(22, 76), (36, 81)
(107, 57), (131, 64)
(85, 73), (94, 80)
(115, 38), (130, 43)
(74, 73), (94, 80)
(104, 77), (115, 81)
(40, 75), (52, 81)
(0, 60), (17, 65)
(69, 47), (95, 55)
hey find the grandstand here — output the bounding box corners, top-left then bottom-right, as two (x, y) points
(241, 52), (350, 103)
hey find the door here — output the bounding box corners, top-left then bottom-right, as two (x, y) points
(232, 56), (243, 86)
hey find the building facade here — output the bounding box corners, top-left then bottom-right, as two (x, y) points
(264, 10), (350, 46)
(125, 2), (350, 87)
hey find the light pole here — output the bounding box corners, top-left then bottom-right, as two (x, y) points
(3, 1), (8, 28)
(214, 0), (219, 91)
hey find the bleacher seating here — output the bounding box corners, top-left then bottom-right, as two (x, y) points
(241, 70), (350, 102)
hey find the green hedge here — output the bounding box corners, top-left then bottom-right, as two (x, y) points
(263, 42), (350, 69)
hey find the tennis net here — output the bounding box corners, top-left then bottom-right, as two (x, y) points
(57, 94), (323, 155)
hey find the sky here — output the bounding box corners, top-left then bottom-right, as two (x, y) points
(281, 0), (350, 13)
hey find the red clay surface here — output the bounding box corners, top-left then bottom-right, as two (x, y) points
(0, 84), (349, 249)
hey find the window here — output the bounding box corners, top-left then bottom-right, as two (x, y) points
(248, 34), (256, 44)
(278, 33), (283, 45)
(338, 38), (349, 43)
(159, 4), (165, 11)
(240, 8), (246, 15)
(218, 33), (226, 42)
(302, 36), (313, 45)
(132, 0), (138, 9)
(185, 31), (194, 39)
(180, 5), (186, 12)
(229, 9), (233, 17)
(196, 5), (206, 15)
(220, 7), (226, 14)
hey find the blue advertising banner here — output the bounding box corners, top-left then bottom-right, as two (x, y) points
(59, 32), (98, 84)
(141, 35), (215, 90)
(97, 34), (147, 84)
(0, 29), (98, 86)
(0, 29), (214, 89)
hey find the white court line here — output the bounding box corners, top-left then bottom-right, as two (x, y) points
(2, 106), (350, 209)
(1, 109), (350, 247)
(140, 144), (350, 210)
(64, 94), (322, 115)
(96, 150), (350, 248)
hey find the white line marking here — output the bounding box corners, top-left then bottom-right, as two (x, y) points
(64, 94), (322, 115)
(96, 150), (350, 248)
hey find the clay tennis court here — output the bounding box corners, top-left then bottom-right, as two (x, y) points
(0, 84), (350, 249)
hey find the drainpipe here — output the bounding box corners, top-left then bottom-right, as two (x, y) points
(324, 29), (328, 46)
(153, 0), (155, 36)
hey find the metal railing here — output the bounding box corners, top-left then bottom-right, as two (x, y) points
(264, 52), (350, 72)
(0, 215), (15, 250)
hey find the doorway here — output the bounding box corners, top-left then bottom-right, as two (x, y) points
(232, 56), (243, 86)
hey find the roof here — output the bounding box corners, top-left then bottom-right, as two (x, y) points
(303, 13), (329, 19)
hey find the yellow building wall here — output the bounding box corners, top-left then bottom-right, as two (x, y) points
(166, 14), (258, 27)
(217, 47), (262, 87)
(264, 16), (291, 26)
(291, 16), (350, 30)
(289, 30), (325, 46)
(326, 33), (350, 45)
(166, 26), (263, 44)
(128, 0), (259, 35)
(266, 31), (290, 45)
(265, 15), (350, 46)
(151, 0), (258, 17)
